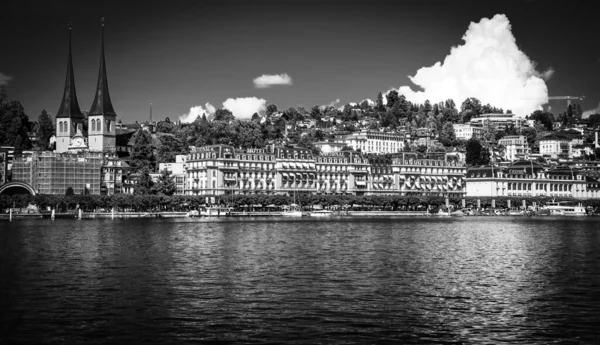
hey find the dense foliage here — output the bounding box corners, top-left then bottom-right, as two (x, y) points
(3, 193), (600, 213)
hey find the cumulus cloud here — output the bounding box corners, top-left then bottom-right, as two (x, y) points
(0, 72), (12, 86)
(179, 103), (216, 123)
(396, 14), (549, 117)
(253, 73), (293, 88)
(223, 97), (267, 119)
(583, 102), (600, 118)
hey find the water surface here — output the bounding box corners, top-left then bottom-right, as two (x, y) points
(1, 217), (599, 344)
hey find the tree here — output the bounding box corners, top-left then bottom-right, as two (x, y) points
(130, 129), (156, 172)
(152, 169), (176, 196)
(466, 137), (484, 166)
(375, 92), (385, 112)
(213, 108), (235, 122)
(156, 135), (186, 163)
(65, 187), (74, 196)
(266, 104), (278, 117)
(251, 112), (260, 123)
(386, 90), (400, 109)
(439, 122), (456, 146)
(36, 109), (54, 150)
(529, 110), (554, 131)
(135, 168), (155, 195)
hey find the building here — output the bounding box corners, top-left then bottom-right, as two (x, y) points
(465, 161), (597, 199)
(498, 135), (530, 161)
(453, 124), (483, 140)
(470, 113), (525, 132)
(55, 21), (117, 154)
(12, 151), (103, 195)
(180, 145), (465, 197)
(0, 148), (8, 185)
(343, 129), (405, 154)
(392, 152), (466, 197)
(158, 155), (189, 195)
(539, 134), (572, 159)
(102, 154), (131, 195)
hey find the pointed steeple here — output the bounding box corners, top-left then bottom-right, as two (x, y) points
(89, 18), (117, 117)
(57, 22), (83, 119)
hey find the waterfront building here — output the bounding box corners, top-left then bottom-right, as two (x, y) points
(158, 155), (186, 195)
(182, 145), (467, 197)
(343, 129), (405, 154)
(56, 20), (117, 154)
(366, 155), (395, 194)
(0, 148), (8, 184)
(498, 135), (530, 161)
(102, 154), (131, 195)
(539, 134), (571, 159)
(465, 161), (599, 199)
(12, 151), (103, 195)
(237, 148), (277, 194)
(392, 153), (466, 197)
(274, 146), (314, 195)
(453, 124), (483, 140)
(469, 113), (525, 132)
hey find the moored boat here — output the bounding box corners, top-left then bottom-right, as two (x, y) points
(541, 201), (586, 216)
(282, 204), (303, 217)
(309, 210), (333, 217)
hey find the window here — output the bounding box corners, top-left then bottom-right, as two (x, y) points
(97, 119), (102, 131)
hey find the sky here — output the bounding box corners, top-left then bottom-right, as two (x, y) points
(1, 0), (599, 123)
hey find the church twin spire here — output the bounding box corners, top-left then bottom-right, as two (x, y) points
(57, 18), (117, 119)
(56, 22), (83, 119)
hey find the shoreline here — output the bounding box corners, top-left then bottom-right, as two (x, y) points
(2, 210), (598, 220)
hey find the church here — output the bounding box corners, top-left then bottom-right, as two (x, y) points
(55, 19), (117, 154)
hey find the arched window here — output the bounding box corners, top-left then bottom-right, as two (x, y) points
(91, 119), (96, 132)
(97, 119), (102, 132)
(59, 122), (63, 133)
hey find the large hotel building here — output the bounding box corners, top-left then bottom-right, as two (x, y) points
(182, 145), (467, 198)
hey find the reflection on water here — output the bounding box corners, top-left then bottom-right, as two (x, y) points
(1, 217), (599, 344)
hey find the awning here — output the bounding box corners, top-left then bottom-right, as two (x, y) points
(356, 181), (366, 186)
(303, 163), (309, 169)
(282, 172), (288, 177)
(281, 163), (288, 169)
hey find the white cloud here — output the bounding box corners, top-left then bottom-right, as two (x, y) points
(223, 97), (267, 119)
(0, 72), (12, 86)
(253, 73), (293, 88)
(541, 67), (555, 81)
(396, 14), (550, 117)
(360, 98), (375, 106)
(179, 103), (216, 123)
(583, 102), (600, 118)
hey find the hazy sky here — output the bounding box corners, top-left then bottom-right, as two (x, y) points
(1, 0), (599, 123)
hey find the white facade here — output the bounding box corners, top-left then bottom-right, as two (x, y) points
(453, 124), (482, 140)
(314, 141), (346, 153)
(539, 137), (571, 159)
(498, 135), (530, 161)
(344, 130), (405, 154)
(470, 113), (525, 131)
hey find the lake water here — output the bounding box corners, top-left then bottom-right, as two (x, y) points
(1, 217), (600, 344)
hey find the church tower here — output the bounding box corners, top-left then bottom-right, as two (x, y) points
(56, 23), (84, 153)
(88, 18), (117, 153)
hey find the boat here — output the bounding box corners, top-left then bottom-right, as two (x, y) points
(309, 209), (333, 217)
(437, 207), (451, 216)
(450, 210), (465, 216)
(507, 209), (525, 216)
(282, 203), (303, 217)
(541, 201), (586, 216)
